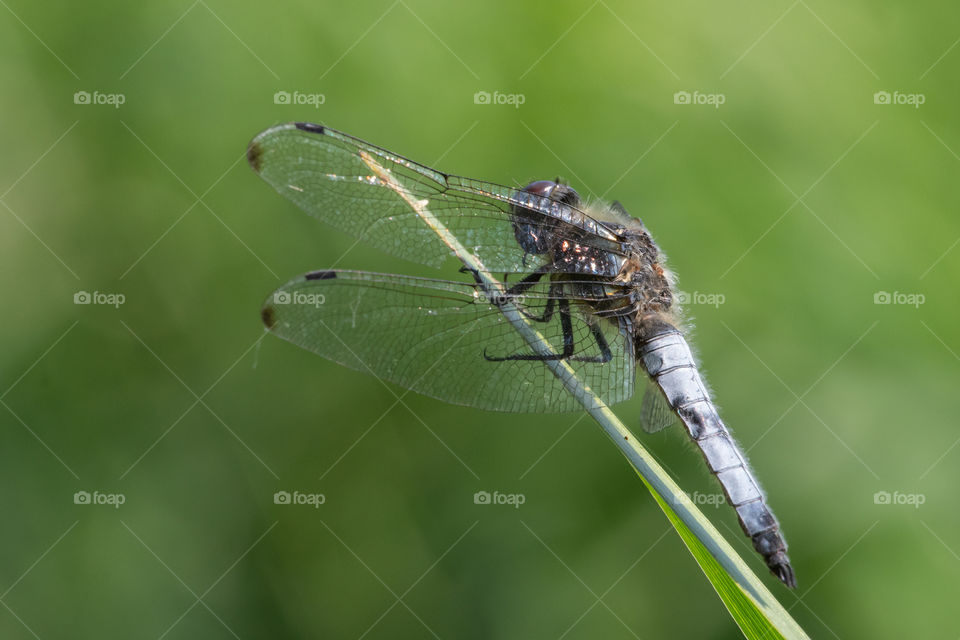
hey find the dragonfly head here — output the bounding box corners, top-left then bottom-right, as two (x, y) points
(510, 180), (582, 256)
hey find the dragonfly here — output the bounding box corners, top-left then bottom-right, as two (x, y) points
(247, 122), (796, 588)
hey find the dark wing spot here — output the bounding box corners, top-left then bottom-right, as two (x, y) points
(305, 270), (337, 281)
(261, 305), (277, 329)
(247, 141), (263, 173)
(295, 122), (326, 135)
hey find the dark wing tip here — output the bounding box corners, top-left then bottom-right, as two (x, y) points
(261, 304), (277, 329)
(295, 122), (326, 134)
(305, 270), (337, 281)
(247, 140), (264, 173)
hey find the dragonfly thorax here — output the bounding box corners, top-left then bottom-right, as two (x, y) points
(624, 231), (673, 315)
(510, 179), (581, 256)
(510, 180), (673, 311)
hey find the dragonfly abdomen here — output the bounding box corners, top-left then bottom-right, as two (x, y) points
(637, 318), (796, 588)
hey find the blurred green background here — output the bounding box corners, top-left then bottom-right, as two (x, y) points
(2, 0), (957, 637)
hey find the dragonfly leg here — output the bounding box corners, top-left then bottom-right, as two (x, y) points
(484, 306), (613, 363)
(465, 264), (557, 323)
(507, 267), (562, 323)
(518, 274), (557, 323)
(461, 264), (613, 364)
(483, 296), (575, 362)
(569, 319), (612, 363)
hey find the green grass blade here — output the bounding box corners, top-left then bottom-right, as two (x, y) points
(588, 403), (809, 639)
(640, 474), (803, 639)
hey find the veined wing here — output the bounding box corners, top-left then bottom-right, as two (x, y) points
(261, 270), (636, 412)
(639, 383), (677, 433)
(247, 123), (628, 275)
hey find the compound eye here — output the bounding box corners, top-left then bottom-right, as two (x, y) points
(522, 180), (558, 198)
(522, 180), (581, 206)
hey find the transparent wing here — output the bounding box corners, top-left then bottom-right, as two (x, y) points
(261, 270), (636, 412)
(247, 123), (628, 274)
(639, 382), (676, 433)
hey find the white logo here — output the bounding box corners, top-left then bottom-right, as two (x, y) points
(74, 90), (126, 108)
(273, 90), (325, 108)
(688, 491), (725, 507)
(473, 91), (525, 108)
(674, 90), (725, 109)
(74, 291), (125, 308)
(74, 490), (126, 508)
(473, 490), (525, 508)
(274, 490), (325, 508)
(273, 291), (325, 307)
(873, 291), (924, 308)
(475, 290), (524, 306)
(873, 91), (924, 108)
(873, 490), (925, 508)
(676, 290), (725, 308)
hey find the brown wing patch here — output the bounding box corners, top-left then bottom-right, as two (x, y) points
(247, 141), (264, 173)
(261, 304), (277, 329)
